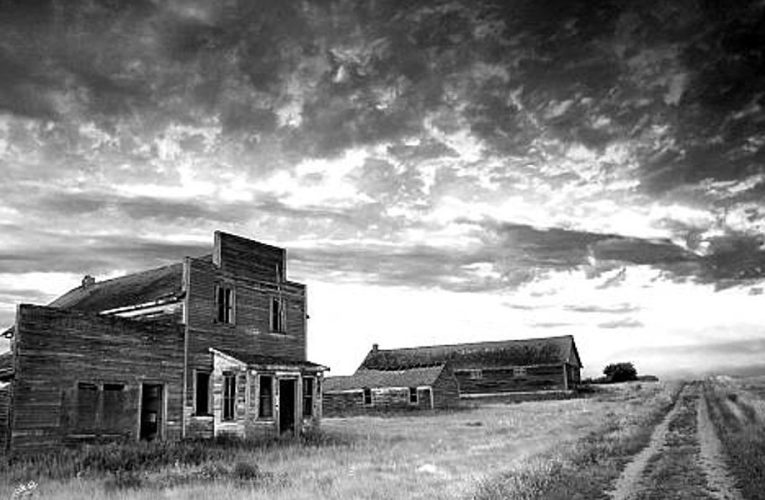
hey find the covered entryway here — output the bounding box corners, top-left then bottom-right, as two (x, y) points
(279, 379), (296, 435)
(139, 383), (163, 441)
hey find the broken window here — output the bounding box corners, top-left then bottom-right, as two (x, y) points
(258, 375), (273, 418)
(102, 383), (125, 431)
(195, 372), (210, 416)
(223, 373), (236, 421)
(363, 387), (372, 406)
(409, 387), (418, 404)
(513, 366), (527, 377)
(76, 382), (98, 430)
(215, 284), (235, 324)
(468, 369), (483, 380)
(270, 297), (285, 332)
(302, 377), (314, 417)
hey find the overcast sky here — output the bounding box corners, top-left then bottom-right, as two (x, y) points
(1, 0), (764, 378)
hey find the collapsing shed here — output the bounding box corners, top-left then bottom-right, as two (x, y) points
(323, 364), (459, 416)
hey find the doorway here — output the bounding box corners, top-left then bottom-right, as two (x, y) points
(278, 379), (296, 435)
(139, 384), (163, 441)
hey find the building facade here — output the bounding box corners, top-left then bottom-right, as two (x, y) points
(0, 232), (326, 454)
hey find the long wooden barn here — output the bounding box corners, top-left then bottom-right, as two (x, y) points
(354, 335), (582, 400)
(0, 231), (327, 455)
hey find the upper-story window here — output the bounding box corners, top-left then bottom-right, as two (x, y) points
(270, 297), (285, 333)
(215, 284), (235, 324)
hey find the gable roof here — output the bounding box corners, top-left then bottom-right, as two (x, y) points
(359, 335), (582, 370)
(48, 262), (185, 313)
(0, 351), (12, 379)
(324, 365), (446, 392)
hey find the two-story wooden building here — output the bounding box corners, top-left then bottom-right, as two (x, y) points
(0, 231), (327, 454)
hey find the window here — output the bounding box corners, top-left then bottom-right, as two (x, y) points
(195, 372), (210, 415)
(513, 366), (527, 377)
(102, 383), (125, 431)
(215, 284), (235, 324)
(76, 382), (98, 430)
(409, 387), (418, 404)
(270, 297), (285, 332)
(363, 387), (372, 406)
(223, 373), (236, 421)
(303, 377), (314, 417)
(258, 375), (273, 419)
(468, 369), (483, 380)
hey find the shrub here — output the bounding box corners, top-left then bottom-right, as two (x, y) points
(603, 362), (638, 383)
(232, 461), (261, 481)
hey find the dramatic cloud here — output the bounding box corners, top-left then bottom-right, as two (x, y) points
(1, 0), (763, 376)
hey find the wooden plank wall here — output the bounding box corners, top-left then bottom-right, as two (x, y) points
(0, 384), (10, 453)
(214, 231), (286, 282)
(323, 386), (435, 416)
(432, 366), (460, 409)
(184, 255), (307, 436)
(11, 305), (184, 454)
(455, 364), (566, 394)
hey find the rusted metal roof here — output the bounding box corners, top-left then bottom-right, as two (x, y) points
(324, 365), (447, 391)
(48, 262), (185, 313)
(359, 335), (582, 370)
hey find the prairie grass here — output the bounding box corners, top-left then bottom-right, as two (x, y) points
(704, 377), (765, 499)
(1, 385), (675, 499)
(472, 381), (683, 500)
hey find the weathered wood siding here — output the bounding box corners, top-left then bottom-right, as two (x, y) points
(184, 253), (307, 437)
(10, 305), (184, 454)
(432, 366), (460, 409)
(0, 384), (10, 453)
(455, 364), (566, 395)
(323, 386), (437, 416)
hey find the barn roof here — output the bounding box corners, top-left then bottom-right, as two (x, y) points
(48, 262), (185, 313)
(0, 351), (13, 379)
(211, 348), (328, 370)
(324, 365), (447, 392)
(359, 335), (581, 370)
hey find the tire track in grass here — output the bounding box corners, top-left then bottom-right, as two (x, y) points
(697, 391), (744, 500)
(607, 384), (688, 500)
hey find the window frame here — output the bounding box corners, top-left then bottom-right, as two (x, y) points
(214, 283), (235, 324)
(269, 296), (286, 333)
(194, 371), (211, 416)
(513, 366), (527, 378)
(222, 372), (236, 421)
(302, 377), (314, 417)
(363, 387), (372, 406)
(468, 369), (483, 380)
(258, 375), (274, 419)
(408, 387), (418, 405)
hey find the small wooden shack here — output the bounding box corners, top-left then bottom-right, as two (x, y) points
(357, 335), (582, 399)
(323, 364), (459, 415)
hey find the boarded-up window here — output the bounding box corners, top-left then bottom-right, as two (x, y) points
(195, 372), (210, 415)
(223, 373), (236, 421)
(409, 387), (418, 404)
(215, 285), (235, 324)
(302, 377), (314, 417)
(363, 387), (372, 406)
(76, 383), (98, 430)
(102, 383), (125, 431)
(259, 375), (273, 418)
(270, 297), (285, 332)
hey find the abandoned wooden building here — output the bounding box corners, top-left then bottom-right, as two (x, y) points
(351, 335), (582, 400)
(0, 231), (327, 454)
(322, 363), (459, 415)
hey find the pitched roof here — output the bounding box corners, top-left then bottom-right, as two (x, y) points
(0, 351), (13, 379)
(48, 262), (185, 313)
(359, 335), (581, 370)
(211, 348), (328, 370)
(324, 365), (446, 392)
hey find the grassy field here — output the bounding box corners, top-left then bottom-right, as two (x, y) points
(0, 381), (693, 499)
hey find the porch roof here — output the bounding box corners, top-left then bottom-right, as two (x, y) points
(210, 348), (329, 371)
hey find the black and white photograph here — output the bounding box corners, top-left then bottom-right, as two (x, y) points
(0, 0), (764, 498)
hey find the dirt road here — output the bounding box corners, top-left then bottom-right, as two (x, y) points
(608, 382), (743, 500)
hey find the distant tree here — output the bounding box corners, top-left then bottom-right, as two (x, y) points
(603, 362), (638, 383)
